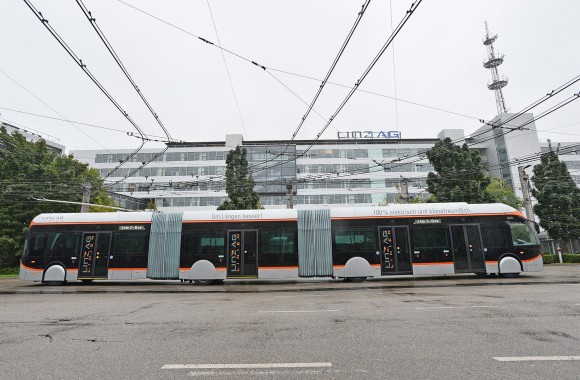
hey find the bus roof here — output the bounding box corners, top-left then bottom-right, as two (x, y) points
(30, 203), (522, 226)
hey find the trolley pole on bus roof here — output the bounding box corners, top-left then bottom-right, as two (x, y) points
(286, 183), (294, 209)
(518, 166), (534, 220)
(81, 183), (91, 213)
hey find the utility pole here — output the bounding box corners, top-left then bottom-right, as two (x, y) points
(400, 177), (409, 204)
(81, 183), (91, 213)
(286, 183), (294, 209)
(518, 166), (534, 220)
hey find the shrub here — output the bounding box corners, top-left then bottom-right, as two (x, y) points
(0, 267), (19, 276)
(542, 254), (580, 264)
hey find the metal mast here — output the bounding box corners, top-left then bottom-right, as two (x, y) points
(483, 21), (508, 114)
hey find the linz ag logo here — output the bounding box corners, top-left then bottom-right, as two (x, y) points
(337, 130), (401, 140)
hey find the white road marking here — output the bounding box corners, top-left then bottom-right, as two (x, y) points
(163, 362), (332, 369)
(257, 309), (340, 314)
(415, 305), (495, 310)
(188, 370), (324, 376)
(493, 356), (580, 362)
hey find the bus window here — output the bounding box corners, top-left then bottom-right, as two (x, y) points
(260, 230), (297, 266)
(509, 223), (539, 246)
(334, 228), (376, 253)
(181, 231), (226, 267)
(113, 231), (149, 255)
(410, 225), (451, 263)
(26, 233), (48, 257)
(46, 233), (81, 258)
(481, 224), (509, 248)
(333, 228), (378, 265)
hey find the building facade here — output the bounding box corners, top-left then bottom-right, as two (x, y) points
(1, 121), (65, 154)
(70, 114), (580, 211)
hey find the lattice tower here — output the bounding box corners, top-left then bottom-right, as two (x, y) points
(483, 21), (508, 114)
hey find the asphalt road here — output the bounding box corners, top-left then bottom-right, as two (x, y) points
(1, 266), (579, 379)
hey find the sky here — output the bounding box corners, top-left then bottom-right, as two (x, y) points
(0, 0), (579, 154)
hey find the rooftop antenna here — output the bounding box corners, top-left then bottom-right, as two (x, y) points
(483, 21), (508, 115)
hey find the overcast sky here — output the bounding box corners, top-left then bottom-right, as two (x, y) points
(1, 0), (578, 153)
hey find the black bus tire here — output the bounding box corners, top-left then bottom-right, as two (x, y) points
(499, 273), (520, 278)
(344, 277), (367, 282)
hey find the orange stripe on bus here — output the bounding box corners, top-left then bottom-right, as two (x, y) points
(20, 262), (43, 272)
(522, 255), (542, 263)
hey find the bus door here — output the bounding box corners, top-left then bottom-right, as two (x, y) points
(450, 225), (485, 273)
(78, 232), (111, 279)
(378, 226), (412, 275)
(227, 230), (258, 278)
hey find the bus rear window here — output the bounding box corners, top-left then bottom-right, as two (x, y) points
(509, 223), (539, 246)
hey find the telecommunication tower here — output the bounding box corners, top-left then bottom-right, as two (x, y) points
(483, 21), (508, 114)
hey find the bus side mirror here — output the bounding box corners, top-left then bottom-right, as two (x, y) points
(534, 222), (540, 234)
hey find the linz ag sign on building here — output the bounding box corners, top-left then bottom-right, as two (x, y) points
(337, 130), (401, 140)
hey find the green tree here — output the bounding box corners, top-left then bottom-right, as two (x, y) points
(218, 146), (261, 210)
(0, 127), (113, 267)
(531, 143), (580, 240)
(485, 177), (524, 209)
(426, 138), (491, 203)
(145, 199), (158, 210)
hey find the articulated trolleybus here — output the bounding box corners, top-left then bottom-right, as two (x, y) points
(20, 203), (543, 284)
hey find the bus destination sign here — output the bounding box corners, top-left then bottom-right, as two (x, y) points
(414, 219), (442, 224)
(119, 225), (146, 231)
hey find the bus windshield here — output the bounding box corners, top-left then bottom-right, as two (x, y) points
(509, 223), (539, 246)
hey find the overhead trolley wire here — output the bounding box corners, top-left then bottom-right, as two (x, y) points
(75, 0), (174, 143)
(300, 0), (423, 155)
(291, 0), (372, 141)
(117, 0), (502, 130)
(0, 68), (114, 154)
(205, 0), (248, 139)
(219, 79), (580, 188)
(23, 0), (147, 180)
(75, 0), (180, 184)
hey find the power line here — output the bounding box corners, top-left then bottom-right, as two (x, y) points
(0, 68), (113, 153)
(117, 0), (496, 130)
(298, 0), (424, 154)
(23, 0), (148, 179)
(291, 0), (372, 141)
(205, 0), (247, 139)
(75, 0), (175, 143)
(0, 107), (173, 140)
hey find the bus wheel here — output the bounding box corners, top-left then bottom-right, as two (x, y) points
(500, 273), (520, 278)
(344, 277), (367, 282)
(43, 264), (66, 285)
